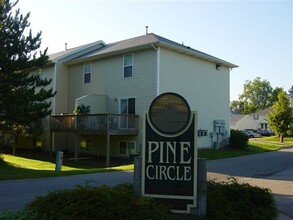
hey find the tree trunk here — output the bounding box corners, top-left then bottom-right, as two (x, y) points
(280, 133), (284, 143)
(12, 135), (17, 155)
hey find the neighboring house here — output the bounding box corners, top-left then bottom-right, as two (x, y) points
(230, 114), (257, 131)
(230, 108), (272, 131)
(16, 33), (238, 165)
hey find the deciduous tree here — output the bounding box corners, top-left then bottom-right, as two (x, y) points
(231, 77), (283, 114)
(267, 91), (293, 142)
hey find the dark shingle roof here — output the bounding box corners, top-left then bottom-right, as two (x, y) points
(48, 41), (106, 62)
(64, 33), (238, 68)
(230, 114), (247, 123)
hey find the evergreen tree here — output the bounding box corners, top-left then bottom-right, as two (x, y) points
(267, 91), (293, 143)
(0, 0), (55, 137)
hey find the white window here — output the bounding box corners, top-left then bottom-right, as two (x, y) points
(120, 98), (135, 114)
(123, 54), (133, 78)
(80, 139), (93, 151)
(84, 63), (92, 83)
(261, 123), (268, 130)
(120, 98), (135, 129)
(119, 142), (136, 156)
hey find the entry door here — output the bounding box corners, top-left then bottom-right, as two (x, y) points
(120, 98), (135, 128)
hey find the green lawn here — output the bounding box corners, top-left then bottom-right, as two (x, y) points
(0, 154), (134, 180)
(199, 136), (292, 160)
(0, 136), (292, 180)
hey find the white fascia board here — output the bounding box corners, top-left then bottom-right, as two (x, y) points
(51, 40), (106, 63)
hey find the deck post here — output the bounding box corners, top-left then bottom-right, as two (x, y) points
(106, 134), (110, 167)
(106, 115), (110, 167)
(74, 133), (79, 162)
(49, 131), (53, 157)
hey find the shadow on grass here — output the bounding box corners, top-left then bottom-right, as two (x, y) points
(0, 151), (134, 181)
(1, 147), (133, 169)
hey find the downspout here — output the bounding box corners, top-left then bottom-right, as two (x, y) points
(53, 61), (57, 115)
(151, 44), (160, 96)
(51, 61), (58, 153)
(228, 67), (231, 140)
(228, 67), (234, 140)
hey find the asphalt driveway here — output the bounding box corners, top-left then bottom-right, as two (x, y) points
(0, 148), (292, 219)
(207, 147), (293, 220)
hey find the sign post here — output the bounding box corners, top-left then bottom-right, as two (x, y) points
(55, 151), (63, 172)
(142, 93), (198, 214)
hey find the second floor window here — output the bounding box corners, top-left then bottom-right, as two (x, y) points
(123, 54), (133, 78)
(84, 63), (92, 83)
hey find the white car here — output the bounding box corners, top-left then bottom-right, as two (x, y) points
(243, 130), (262, 138)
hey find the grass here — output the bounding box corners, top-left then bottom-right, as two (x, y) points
(0, 153), (134, 180)
(0, 136), (292, 180)
(199, 136), (292, 160)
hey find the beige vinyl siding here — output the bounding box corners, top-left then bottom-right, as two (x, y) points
(159, 48), (230, 148)
(38, 66), (55, 151)
(76, 94), (107, 114)
(67, 49), (157, 115)
(235, 116), (258, 131)
(68, 49), (156, 155)
(38, 66), (55, 113)
(67, 49), (157, 152)
(54, 62), (69, 114)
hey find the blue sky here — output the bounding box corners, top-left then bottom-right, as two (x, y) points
(18, 0), (292, 101)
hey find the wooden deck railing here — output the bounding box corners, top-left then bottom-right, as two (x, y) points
(50, 114), (139, 135)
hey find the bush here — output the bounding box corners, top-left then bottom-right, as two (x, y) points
(207, 177), (278, 220)
(2, 180), (279, 220)
(0, 208), (38, 220)
(25, 183), (173, 220)
(286, 127), (293, 137)
(229, 129), (249, 149)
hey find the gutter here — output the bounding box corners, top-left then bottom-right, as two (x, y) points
(151, 44), (160, 96)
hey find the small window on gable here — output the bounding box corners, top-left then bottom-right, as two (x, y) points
(123, 54), (133, 78)
(84, 63), (92, 84)
(253, 115), (259, 120)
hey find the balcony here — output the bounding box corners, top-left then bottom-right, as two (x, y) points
(50, 114), (139, 135)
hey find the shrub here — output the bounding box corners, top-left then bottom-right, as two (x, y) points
(207, 177), (278, 220)
(26, 183), (173, 220)
(229, 129), (249, 149)
(286, 127), (293, 137)
(2, 180), (279, 220)
(0, 208), (38, 220)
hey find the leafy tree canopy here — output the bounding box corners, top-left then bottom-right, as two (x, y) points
(231, 77), (284, 114)
(0, 0), (55, 135)
(267, 91), (293, 142)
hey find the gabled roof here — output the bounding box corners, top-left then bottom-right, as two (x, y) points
(47, 40), (106, 63)
(288, 85), (293, 94)
(64, 33), (238, 68)
(230, 114), (247, 123)
(253, 108), (273, 116)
